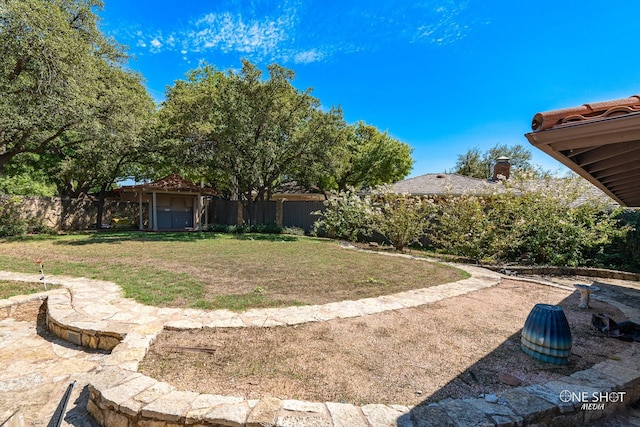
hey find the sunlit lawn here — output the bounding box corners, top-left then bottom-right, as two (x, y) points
(0, 232), (467, 311)
(0, 280), (58, 299)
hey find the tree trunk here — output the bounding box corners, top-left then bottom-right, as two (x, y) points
(95, 183), (108, 230)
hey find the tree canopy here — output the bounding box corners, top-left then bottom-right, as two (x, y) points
(299, 121), (413, 193)
(0, 0), (156, 227)
(156, 60), (413, 222)
(48, 63), (155, 199)
(156, 61), (343, 221)
(0, 0), (126, 173)
(451, 143), (547, 179)
(1, 0), (414, 220)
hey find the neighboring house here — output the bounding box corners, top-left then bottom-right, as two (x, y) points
(391, 173), (502, 197)
(391, 158), (510, 197)
(117, 174), (216, 231)
(526, 95), (640, 207)
(391, 159), (615, 206)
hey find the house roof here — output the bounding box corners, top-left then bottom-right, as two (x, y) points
(274, 181), (324, 195)
(391, 173), (615, 207)
(391, 173), (501, 196)
(525, 95), (640, 207)
(119, 173), (217, 195)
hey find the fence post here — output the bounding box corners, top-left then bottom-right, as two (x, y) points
(236, 201), (244, 226)
(276, 200), (284, 227)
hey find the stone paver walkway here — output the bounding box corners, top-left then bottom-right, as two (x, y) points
(0, 258), (639, 426)
(0, 292), (102, 426)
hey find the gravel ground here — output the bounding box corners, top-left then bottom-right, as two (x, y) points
(140, 279), (631, 406)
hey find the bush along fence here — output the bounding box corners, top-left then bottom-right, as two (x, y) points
(312, 184), (640, 273)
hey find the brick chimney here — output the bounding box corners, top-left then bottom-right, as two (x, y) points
(493, 156), (511, 180)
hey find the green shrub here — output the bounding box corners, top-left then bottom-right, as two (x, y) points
(431, 194), (496, 261)
(312, 188), (374, 241)
(431, 177), (625, 266)
(208, 223), (231, 233)
(594, 209), (640, 272)
(0, 196), (27, 237)
(207, 222), (283, 234)
(27, 221), (58, 235)
(249, 223), (282, 234)
(370, 188), (436, 251)
(282, 226), (306, 236)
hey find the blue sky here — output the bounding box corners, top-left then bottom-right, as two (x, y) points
(98, 1), (640, 178)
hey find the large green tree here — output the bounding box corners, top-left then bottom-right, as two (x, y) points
(48, 63), (155, 227)
(0, 0), (123, 172)
(157, 60), (344, 223)
(452, 143), (547, 179)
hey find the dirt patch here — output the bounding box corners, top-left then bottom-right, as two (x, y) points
(1, 299), (43, 322)
(139, 280), (631, 406)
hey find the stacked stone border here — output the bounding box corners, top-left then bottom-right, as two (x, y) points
(485, 265), (640, 282)
(0, 289), (55, 320)
(1, 259), (639, 426)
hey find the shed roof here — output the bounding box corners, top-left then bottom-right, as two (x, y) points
(119, 173), (217, 195)
(525, 95), (640, 207)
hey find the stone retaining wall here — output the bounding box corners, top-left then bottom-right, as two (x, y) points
(39, 279), (640, 426)
(488, 265), (640, 282)
(0, 292), (50, 320)
(45, 290), (128, 351)
(6, 267), (637, 426)
(84, 353), (640, 427)
(8, 195), (138, 231)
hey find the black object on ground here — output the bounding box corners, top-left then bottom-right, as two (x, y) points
(592, 314), (640, 342)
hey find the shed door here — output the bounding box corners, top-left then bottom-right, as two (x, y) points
(172, 208), (193, 228)
(157, 207), (193, 229)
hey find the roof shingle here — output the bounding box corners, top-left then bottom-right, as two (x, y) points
(391, 173), (500, 196)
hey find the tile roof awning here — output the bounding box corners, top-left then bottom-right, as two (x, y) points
(525, 95), (640, 207)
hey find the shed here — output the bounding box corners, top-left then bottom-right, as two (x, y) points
(117, 174), (216, 231)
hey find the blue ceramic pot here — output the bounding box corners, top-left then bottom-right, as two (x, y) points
(521, 303), (572, 365)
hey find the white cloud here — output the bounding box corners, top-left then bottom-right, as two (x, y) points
(294, 49), (324, 64)
(411, 1), (471, 45)
(108, 1), (474, 64)
(189, 11), (292, 58)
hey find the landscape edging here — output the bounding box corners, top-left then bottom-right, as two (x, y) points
(3, 264), (639, 426)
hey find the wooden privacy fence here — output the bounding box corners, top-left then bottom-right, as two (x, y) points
(7, 196), (325, 233)
(209, 198), (325, 233)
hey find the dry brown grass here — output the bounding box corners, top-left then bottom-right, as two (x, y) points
(0, 233), (465, 309)
(140, 280), (630, 406)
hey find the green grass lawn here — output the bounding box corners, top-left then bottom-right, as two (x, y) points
(0, 232), (468, 310)
(0, 280), (57, 299)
